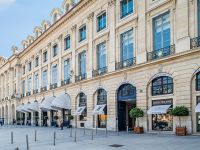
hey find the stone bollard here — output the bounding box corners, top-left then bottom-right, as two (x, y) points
(26, 135), (29, 150)
(34, 130), (37, 142)
(15, 147), (19, 150)
(11, 131), (13, 144)
(53, 132), (56, 146)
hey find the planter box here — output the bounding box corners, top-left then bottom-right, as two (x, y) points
(176, 127), (187, 136)
(134, 127), (144, 134)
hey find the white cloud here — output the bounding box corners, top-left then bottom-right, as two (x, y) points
(0, 0), (16, 7)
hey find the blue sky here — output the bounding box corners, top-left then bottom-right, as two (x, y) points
(0, 0), (63, 58)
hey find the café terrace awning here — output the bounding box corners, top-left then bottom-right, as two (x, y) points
(93, 104), (106, 115)
(51, 94), (71, 110)
(20, 103), (31, 112)
(27, 101), (39, 112)
(147, 105), (171, 115)
(195, 103), (200, 113)
(40, 96), (56, 111)
(16, 105), (26, 113)
(74, 106), (86, 116)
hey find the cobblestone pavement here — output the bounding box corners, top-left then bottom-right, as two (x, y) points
(0, 126), (200, 150)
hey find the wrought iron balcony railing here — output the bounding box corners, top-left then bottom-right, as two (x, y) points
(147, 45), (175, 61)
(115, 58), (136, 70)
(50, 83), (57, 90)
(41, 87), (47, 92)
(92, 67), (108, 77)
(21, 94), (25, 98)
(75, 73), (87, 82)
(191, 36), (200, 49)
(61, 79), (70, 86)
(33, 89), (39, 94)
(26, 92), (31, 96)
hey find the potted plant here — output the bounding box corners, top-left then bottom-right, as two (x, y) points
(129, 108), (144, 134)
(171, 106), (189, 136)
(54, 115), (59, 127)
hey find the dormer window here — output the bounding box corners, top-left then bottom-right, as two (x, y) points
(35, 57), (39, 67)
(28, 62), (32, 71)
(53, 14), (57, 23)
(23, 66), (25, 75)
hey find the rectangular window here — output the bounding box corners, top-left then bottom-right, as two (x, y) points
(27, 77), (31, 92)
(197, 73), (200, 91)
(35, 57), (39, 67)
(97, 12), (106, 32)
(79, 52), (86, 75)
(34, 74), (39, 90)
(79, 25), (86, 42)
(64, 60), (70, 80)
(53, 44), (58, 57)
(153, 12), (170, 51)
(97, 42), (106, 69)
(22, 80), (25, 94)
(120, 0), (134, 19)
(23, 66), (25, 75)
(52, 65), (58, 84)
(28, 62), (32, 71)
(64, 36), (70, 50)
(42, 70), (47, 88)
(121, 29), (134, 61)
(43, 51), (48, 62)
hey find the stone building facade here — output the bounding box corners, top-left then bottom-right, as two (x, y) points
(0, 0), (200, 134)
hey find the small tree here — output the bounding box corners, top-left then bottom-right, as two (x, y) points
(171, 106), (189, 127)
(129, 108), (144, 127)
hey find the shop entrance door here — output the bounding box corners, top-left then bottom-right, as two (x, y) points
(197, 113), (200, 132)
(118, 101), (126, 131)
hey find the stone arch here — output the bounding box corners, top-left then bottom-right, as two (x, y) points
(51, 8), (63, 23)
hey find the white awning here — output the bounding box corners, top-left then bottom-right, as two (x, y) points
(16, 105), (25, 113)
(40, 97), (56, 111)
(93, 104), (106, 115)
(28, 101), (39, 112)
(147, 105), (171, 115)
(21, 103), (31, 112)
(51, 94), (71, 110)
(195, 103), (200, 112)
(74, 106), (86, 116)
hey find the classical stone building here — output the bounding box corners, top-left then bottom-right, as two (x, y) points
(0, 0), (200, 134)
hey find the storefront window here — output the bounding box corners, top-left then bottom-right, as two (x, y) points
(97, 89), (107, 128)
(152, 99), (173, 131)
(79, 93), (87, 121)
(197, 96), (200, 132)
(152, 113), (173, 131)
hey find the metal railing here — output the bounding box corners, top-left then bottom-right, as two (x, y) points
(33, 89), (38, 94)
(50, 83), (57, 90)
(151, 83), (173, 96)
(115, 58), (136, 70)
(26, 92), (31, 96)
(41, 87), (47, 92)
(92, 67), (108, 77)
(147, 45), (175, 61)
(191, 36), (200, 49)
(61, 79), (70, 86)
(75, 73), (87, 82)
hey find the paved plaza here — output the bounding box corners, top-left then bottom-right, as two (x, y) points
(0, 126), (200, 150)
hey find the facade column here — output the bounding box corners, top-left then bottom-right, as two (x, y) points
(136, 0), (146, 64)
(39, 50), (42, 92)
(87, 12), (94, 78)
(58, 35), (63, 87)
(71, 25), (77, 83)
(175, 0), (190, 52)
(47, 43), (52, 89)
(108, 0), (116, 72)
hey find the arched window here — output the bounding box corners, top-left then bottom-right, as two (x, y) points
(117, 84), (136, 101)
(196, 72), (200, 91)
(152, 76), (173, 96)
(53, 14), (57, 23)
(97, 89), (107, 128)
(79, 93), (87, 120)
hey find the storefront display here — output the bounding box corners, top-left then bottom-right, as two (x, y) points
(150, 99), (173, 131)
